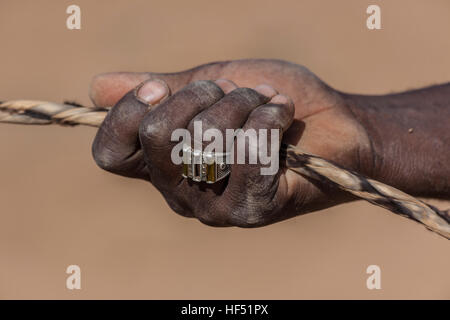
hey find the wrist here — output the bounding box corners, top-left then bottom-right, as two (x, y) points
(344, 86), (450, 199)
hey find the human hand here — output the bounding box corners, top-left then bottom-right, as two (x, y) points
(90, 59), (373, 226)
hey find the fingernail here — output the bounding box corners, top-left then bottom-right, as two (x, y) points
(214, 79), (238, 94)
(136, 79), (169, 105)
(271, 94), (291, 105)
(254, 84), (278, 98)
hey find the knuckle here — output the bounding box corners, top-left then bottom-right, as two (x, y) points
(228, 206), (266, 228)
(193, 201), (229, 227)
(189, 112), (217, 132)
(197, 215), (226, 227)
(225, 182), (281, 228)
(256, 108), (282, 126)
(184, 80), (224, 103)
(189, 79), (218, 90)
(232, 87), (256, 95)
(229, 87), (264, 104)
(139, 111), (168, 147)
(91, 132), (121, 172)
(164, 196), (193, 218)
(92, 148), (115, 171)
(249, 105), (289, 128)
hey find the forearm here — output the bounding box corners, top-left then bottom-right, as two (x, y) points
(344, 83), (450, 199)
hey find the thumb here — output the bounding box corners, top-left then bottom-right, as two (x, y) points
(89, 71), (192, 108)
(89, 61), (231, 108)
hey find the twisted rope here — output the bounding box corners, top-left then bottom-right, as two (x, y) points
(1, 100), (449, 239)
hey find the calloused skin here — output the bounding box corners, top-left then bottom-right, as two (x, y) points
(90, 59), (450, 227)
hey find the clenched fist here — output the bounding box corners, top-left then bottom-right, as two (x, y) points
(90, 59), (450, 227)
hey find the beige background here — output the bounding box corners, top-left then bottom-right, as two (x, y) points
(0, 0), (449, 299)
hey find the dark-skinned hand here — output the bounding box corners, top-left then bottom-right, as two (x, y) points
(90, 59), (378, 227)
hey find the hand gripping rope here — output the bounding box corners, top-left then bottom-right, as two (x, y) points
(1, 100), (449, 239)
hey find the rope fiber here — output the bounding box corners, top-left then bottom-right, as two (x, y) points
(1, 100), (449, 239)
